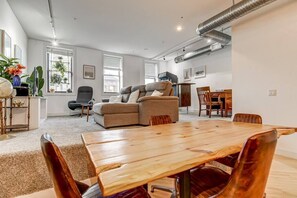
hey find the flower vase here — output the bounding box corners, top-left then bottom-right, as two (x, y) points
(12, 75), (21, 87)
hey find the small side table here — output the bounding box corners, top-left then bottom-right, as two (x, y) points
(81, 103), (92, 122)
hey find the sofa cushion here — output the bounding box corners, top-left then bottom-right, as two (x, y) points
(151, 90), (163, 96)
(120, 86), (132, 103)
(109, 95), (122, 103)
(131, 85), (146, 98)
(127, 89), (140, 103)
(93, 103), (139, 115)
(145, 81), (172, 96)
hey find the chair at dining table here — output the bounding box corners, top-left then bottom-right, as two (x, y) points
(149, 115), (178, 198)
(215, 113), (263, 168)
(190, 129), (277, 197)
(40, 133), (151, 198)
(196, 86), (223, 118)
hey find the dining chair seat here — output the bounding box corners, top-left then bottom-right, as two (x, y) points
(190, 166), (229, 197)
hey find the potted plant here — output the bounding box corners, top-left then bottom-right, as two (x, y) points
(0, 54), (26, 86)
(26, 66), (45, 96)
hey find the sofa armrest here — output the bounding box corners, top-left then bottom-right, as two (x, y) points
(138, 96), (179, 102)
(138, 96), (179, 125)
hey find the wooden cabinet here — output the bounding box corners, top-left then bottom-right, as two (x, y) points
(173, 83), (195, 113)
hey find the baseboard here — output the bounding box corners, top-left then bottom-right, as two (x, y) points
(47, 112), (70, 117)
(276, 149), (297, 160)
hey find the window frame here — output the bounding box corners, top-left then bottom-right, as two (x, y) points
(46, 46), (74, 94)
(103, 54), (123, 93)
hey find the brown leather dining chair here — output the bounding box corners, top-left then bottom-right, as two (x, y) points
(149, 115), (178, 198)
(40, 133), (150, 198)
(196, 86), (223, 118)
(191, 129), (278, 198)
(215, 113), (263, 168)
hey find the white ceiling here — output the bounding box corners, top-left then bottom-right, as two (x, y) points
(8, 0), (238, 59)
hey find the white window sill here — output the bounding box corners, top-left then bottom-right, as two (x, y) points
(44, 93), (76, 96)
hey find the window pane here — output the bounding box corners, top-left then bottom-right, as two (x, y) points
(104, 76), (120, 92)
(145, 78), (155, 84)
(47, 47), (73, 93)
(104, 69), (120, 75)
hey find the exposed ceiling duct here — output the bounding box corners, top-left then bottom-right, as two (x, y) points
(203, 30), (231, 45)
(175, 0), (277, 63)
(174, 43), (223, 63)
(196, 0), (277, 36)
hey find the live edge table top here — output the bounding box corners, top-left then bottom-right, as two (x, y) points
(81, 120), (296, 197)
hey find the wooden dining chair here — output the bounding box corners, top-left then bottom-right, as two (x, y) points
(215, 113), (263, 168)
(149, 115), (178, 198)
(41, 133), (151, 198)
(191, 130), (277, 198)
(196, 86), (223, 118)
(233, 113), (263, 124)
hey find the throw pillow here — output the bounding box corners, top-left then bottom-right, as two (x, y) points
(109, 95), (122, 103)
(151, 90), (163, 96)
(127, 89), (140, 103)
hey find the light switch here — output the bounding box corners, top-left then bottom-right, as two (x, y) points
(268, 90), (277, 96)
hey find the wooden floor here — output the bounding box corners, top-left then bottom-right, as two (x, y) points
(18, 155), (297, 198)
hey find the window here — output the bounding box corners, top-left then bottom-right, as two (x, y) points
(145, 62), (158, 84)
(46, 47), (73, 93)
(103, 55), (123, 93)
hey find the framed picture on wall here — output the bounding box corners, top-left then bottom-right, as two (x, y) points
(14, 45), (22, 63)
(193, 65), (206, 78)
(183, 68), (192, 81)
(0, 30), (12, 58)
(83, 65), (95, 79)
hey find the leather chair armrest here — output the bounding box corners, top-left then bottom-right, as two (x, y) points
(68, 100), (76, 104)
(138, 96), (179, 102)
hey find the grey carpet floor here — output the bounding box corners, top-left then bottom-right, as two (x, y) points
(0, 112), (230, 155)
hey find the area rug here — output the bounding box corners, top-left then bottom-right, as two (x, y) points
(0, 113), (229, 197)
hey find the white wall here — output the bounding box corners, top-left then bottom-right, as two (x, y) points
(27, 39), (146, 116)
(232, 0), (297, 158)
(0, 0), (27, 65)
(164, 47), (232, 112)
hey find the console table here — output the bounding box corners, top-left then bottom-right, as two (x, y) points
(3, 96), (30, 131)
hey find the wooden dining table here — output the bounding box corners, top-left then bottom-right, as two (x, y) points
(81, 120), (296, 198)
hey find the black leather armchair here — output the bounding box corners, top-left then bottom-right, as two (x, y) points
(68, 86), (94, 111)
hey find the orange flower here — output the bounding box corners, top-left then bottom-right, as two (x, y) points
(6, 65), (25, 76)
(17, 64), (26, 69)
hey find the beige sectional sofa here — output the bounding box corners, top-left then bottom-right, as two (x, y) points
(93, 81), (179, 128)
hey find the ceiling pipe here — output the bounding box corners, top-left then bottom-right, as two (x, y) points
(203, 30), (231, 45)
(197, 0), (277, 36)
(174, 43), (223, 63)
(174, 0), (277, 64)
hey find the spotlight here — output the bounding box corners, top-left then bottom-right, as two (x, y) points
(207, 39), (212, 43)
(183, 48), (185, 52)
(52, 40), (58, 46)
(176, 25), (183, 32)
(163, 56), (166, 61)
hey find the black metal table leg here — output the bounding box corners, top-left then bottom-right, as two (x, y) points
(179, 170), (191, 198)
